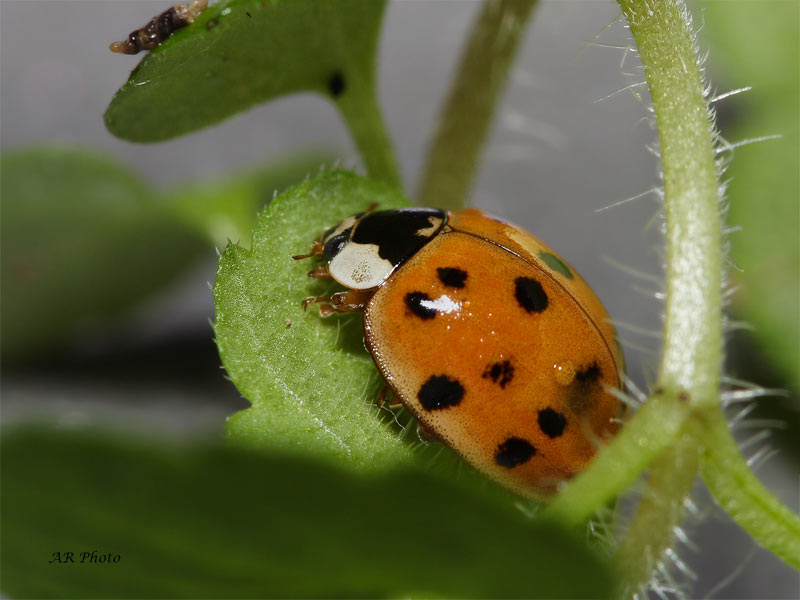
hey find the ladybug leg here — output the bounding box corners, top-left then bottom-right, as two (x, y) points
(292, 240), (324, 261)
(365, 202), (379, 214)
(302, 296), (329, 310)
(306, 266), (332, 279)
(376, 385), (389, 408)
(376, 385), (403, 409)
(302, 290), (373, 317)
(416, 421), (440, 443)
(328, 290), (373, 312)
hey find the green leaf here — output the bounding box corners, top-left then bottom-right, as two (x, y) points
(0, 147), (205, 361)
(702, 2), (800, 388)
(105, 0), (400, 186)
(169, 153), (333, 248)
(1, 427), (615, 599)
(215, 170), (412, 468)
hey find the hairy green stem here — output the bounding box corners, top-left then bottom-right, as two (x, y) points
(620, 0), (723, 405)
(615, 433), (701, 598)
(550, 0), (718, 560)
(701, 409), (800, 569)
(416, 0), (537, 209)
(337, 80), (402, 189)
(606, 0), (800, 588)
(544, 391), (691, 525)
(605, 0), (721, 591)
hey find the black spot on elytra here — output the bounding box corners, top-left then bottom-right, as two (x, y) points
(576, 362), (601, 385)
(405, 292), (437, 320)
(482, 360), (514, 389)
(437, 267), (468, 288)
(538, 408), (567, 438)
(418, 375), (465, 411)
(322, 227), (352, 261)
(514, 277), (548, 313)
(352, 208), (446, 267)
(495, 437), (536, 468)
(328, 71), (346, 97)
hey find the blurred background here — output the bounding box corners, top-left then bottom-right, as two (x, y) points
(1, 1), (797, 597)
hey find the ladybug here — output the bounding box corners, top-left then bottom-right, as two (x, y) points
(294, 207), (624, 499)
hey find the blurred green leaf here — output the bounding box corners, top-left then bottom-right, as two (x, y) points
(702, 2), (800, 388)
(1, 427), (615, 599)
(104, 0), (383, 141)
(0, 147), (205, 361)
(215, 171), (413, 469)
(105, 0), (399, 185)
(169, 153), (333, 248)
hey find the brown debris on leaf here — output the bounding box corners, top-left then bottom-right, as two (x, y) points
(110, 0), (208, 55)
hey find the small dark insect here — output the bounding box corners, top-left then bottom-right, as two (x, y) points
(110, 0), (208, 55)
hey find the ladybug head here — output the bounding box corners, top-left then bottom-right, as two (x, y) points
(322, 208), (447, 291)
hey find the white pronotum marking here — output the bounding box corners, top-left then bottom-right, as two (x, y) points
(329, 243), (393, 290)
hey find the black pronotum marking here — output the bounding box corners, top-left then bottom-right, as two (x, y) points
(482, 360), (514, 389)
(327, 71), (346, 97)
(418, 375), (465, 411)
(352, 208), (446, 266)
(514, 277), (548, 313)
(322, 227), (352, 261)
(575, 362), (602, 385)
(437, 267), (468, 288)
(405, 292), (437, 320)
(538, 408), (567, 438)
(495, 437), (536, 468)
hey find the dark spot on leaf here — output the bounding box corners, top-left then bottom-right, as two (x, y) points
(538, 408), (567, 438)
(246, 11), (252, 17)
(514, 277), (548, 313)
(437, 267), (468, 288)
(418, 375), (465, 411)
(495, 437), (536, 468)
(405, 292), (437, 320)
(206, 17), (220, 30)
(328, 71), (346, 97)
